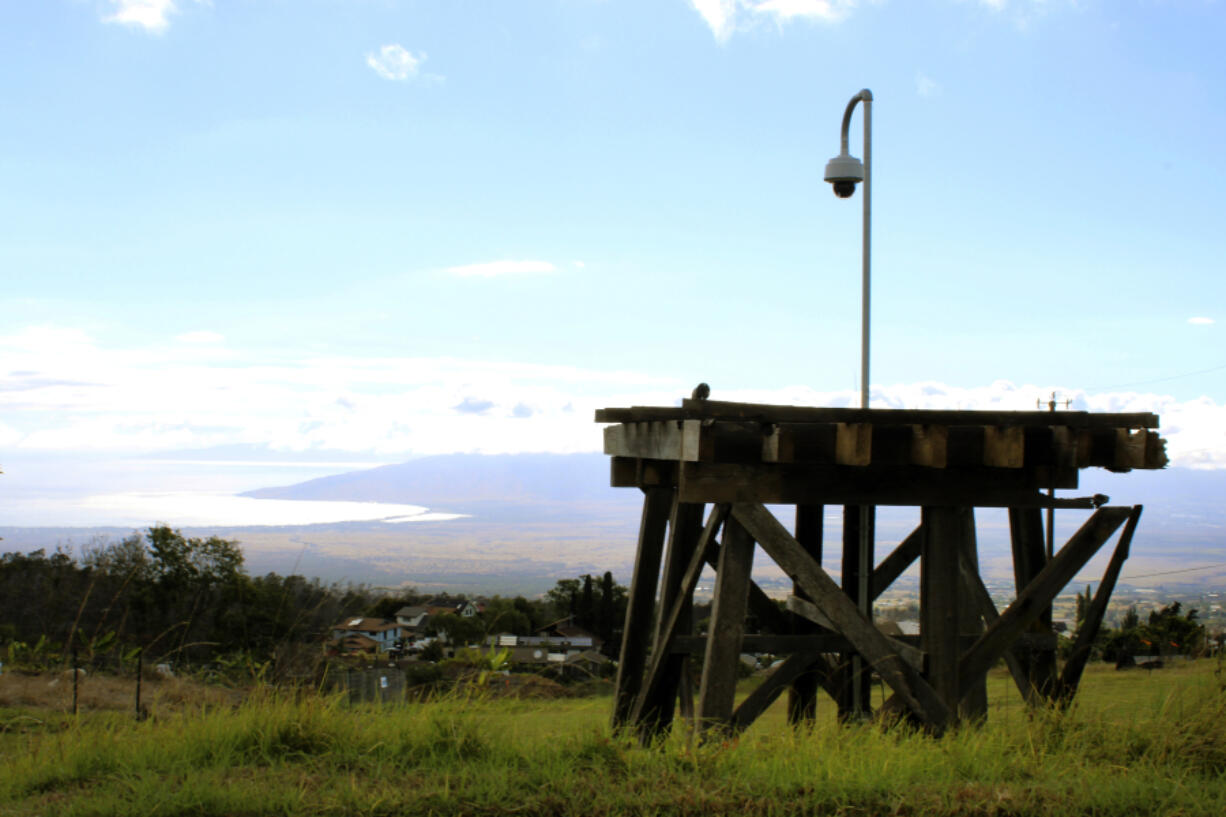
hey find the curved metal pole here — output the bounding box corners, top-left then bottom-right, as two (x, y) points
(837, 89), (872, 410)
(837, 89), (874, 719)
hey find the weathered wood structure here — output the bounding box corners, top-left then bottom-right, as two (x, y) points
(599, 397), (1166, 738)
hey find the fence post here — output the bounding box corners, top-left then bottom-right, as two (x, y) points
(135, 647), (143, 721)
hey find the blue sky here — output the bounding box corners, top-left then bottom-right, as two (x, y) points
(2, 0), (1225, 502)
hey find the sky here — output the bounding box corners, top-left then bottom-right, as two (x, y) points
(2, 0), (1225, 521)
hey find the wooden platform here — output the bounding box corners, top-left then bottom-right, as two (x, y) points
(598, 398), (1164, 739)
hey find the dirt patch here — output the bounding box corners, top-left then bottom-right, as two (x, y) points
(0, 671), (245, 715)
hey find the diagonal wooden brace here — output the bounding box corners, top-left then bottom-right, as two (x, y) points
(731, 502), (951, 732)
(956, 506), (1131, 697)
(1057, 505), (1142, 703)
(871, 525), (923, 601)
(956, 548), (1034, 701)
(732, 651), (826, 733)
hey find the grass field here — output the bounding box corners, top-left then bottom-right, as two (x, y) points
(2, 660), (1225, 816)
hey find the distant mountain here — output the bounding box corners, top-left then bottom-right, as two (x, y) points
(241, 452), (625, 511)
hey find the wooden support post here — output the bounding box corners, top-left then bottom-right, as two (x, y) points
(921, 507), (962, 720)
(956, 508), (987, 721)
(1057, 506), (1142, 703)
(788, 504), (823, 724)
(628, 505), (727, 734)
(697, 514), (756, 735)
(1009, 507), (1056, 702)
(840, 505), (874, 719)
(732, 503), (950, 732)
(612, 486), (673, 730)
(638, 500), (705, 741)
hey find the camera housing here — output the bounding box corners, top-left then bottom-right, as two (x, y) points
(832, 180), (858, 199)
(824, 152), (865, 199)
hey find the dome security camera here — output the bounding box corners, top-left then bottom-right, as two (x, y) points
(824, 152), (864, 199)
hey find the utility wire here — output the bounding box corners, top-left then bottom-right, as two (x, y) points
(1086, 361), (1226, 392)
(1120, 562), (1226, 580)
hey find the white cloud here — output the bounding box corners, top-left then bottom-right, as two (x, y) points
(446, 260), (557, 278)
(916, 73), (940, 98)
(176, 330), (225, 344)
(3, 327), (1224, 470)
(102, 0), (186, 34)
(1188, 317), (1215, 326)
(366, 44), (427, 81)
(690, 0), (857, 41)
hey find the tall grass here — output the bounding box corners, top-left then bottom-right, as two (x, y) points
(2, 662), (1225, 816)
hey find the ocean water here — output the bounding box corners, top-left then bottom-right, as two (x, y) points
(0, 492), (465, 527)
(0, 455), (463, 528)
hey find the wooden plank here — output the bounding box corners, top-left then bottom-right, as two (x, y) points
(870, 525), (922, 600)
(762, 423), (838, 464)
(956, 507), (1132, 696)
(732, 652), (822, 733)
(637, 500), (705, 741)
(628, 504), (728, 731)
(697, 514), (755, 734)
(983, 426), (1025, 468)
(672, 399), (1160, 430)
(921, 507), (962, 715)
(788, 504), (824, 724)
(596, 407), (691, 423)
(604, 420), (702, 461)
(678, 462), (1084, 508)
(1057, 506), (1141, 703)
(610, 457), (677, 488)
(611, 487), (673, 729)
(911, 425), (948, 468)
(835, 424), (872, 465)
(730, 502), (951, 731)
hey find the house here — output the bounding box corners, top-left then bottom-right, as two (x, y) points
(329, 617), (402, 654)
(535, 619), (603, 651)
(425, 597), (480, 618)
(395, 606), (430, 633)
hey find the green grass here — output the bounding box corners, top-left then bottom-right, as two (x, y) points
(3, 661), (1225, 816)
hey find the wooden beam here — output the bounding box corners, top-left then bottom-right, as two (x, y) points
(697, 514), (756, 734)
(956, 507), (1131, 696)
(628, 504), (728, 732)
(611, 487), (673, 729)
(670, 632), (1056, 655)
(870, 525), (922, 600)
(678, 462), (1082, 507)
(1009, 507), (1055, 703)
(788, 504), (824, 724)
(921, 507), (962, 716)
(671, 400), (1160, 429)
(604, 420), (703, 461)
(956, 508), (987, 721)
(732, 652), (822, 733)
(636, 500), (705, 741)
(1057, 506), (1142, 703)
(730, 502), (951, 732)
